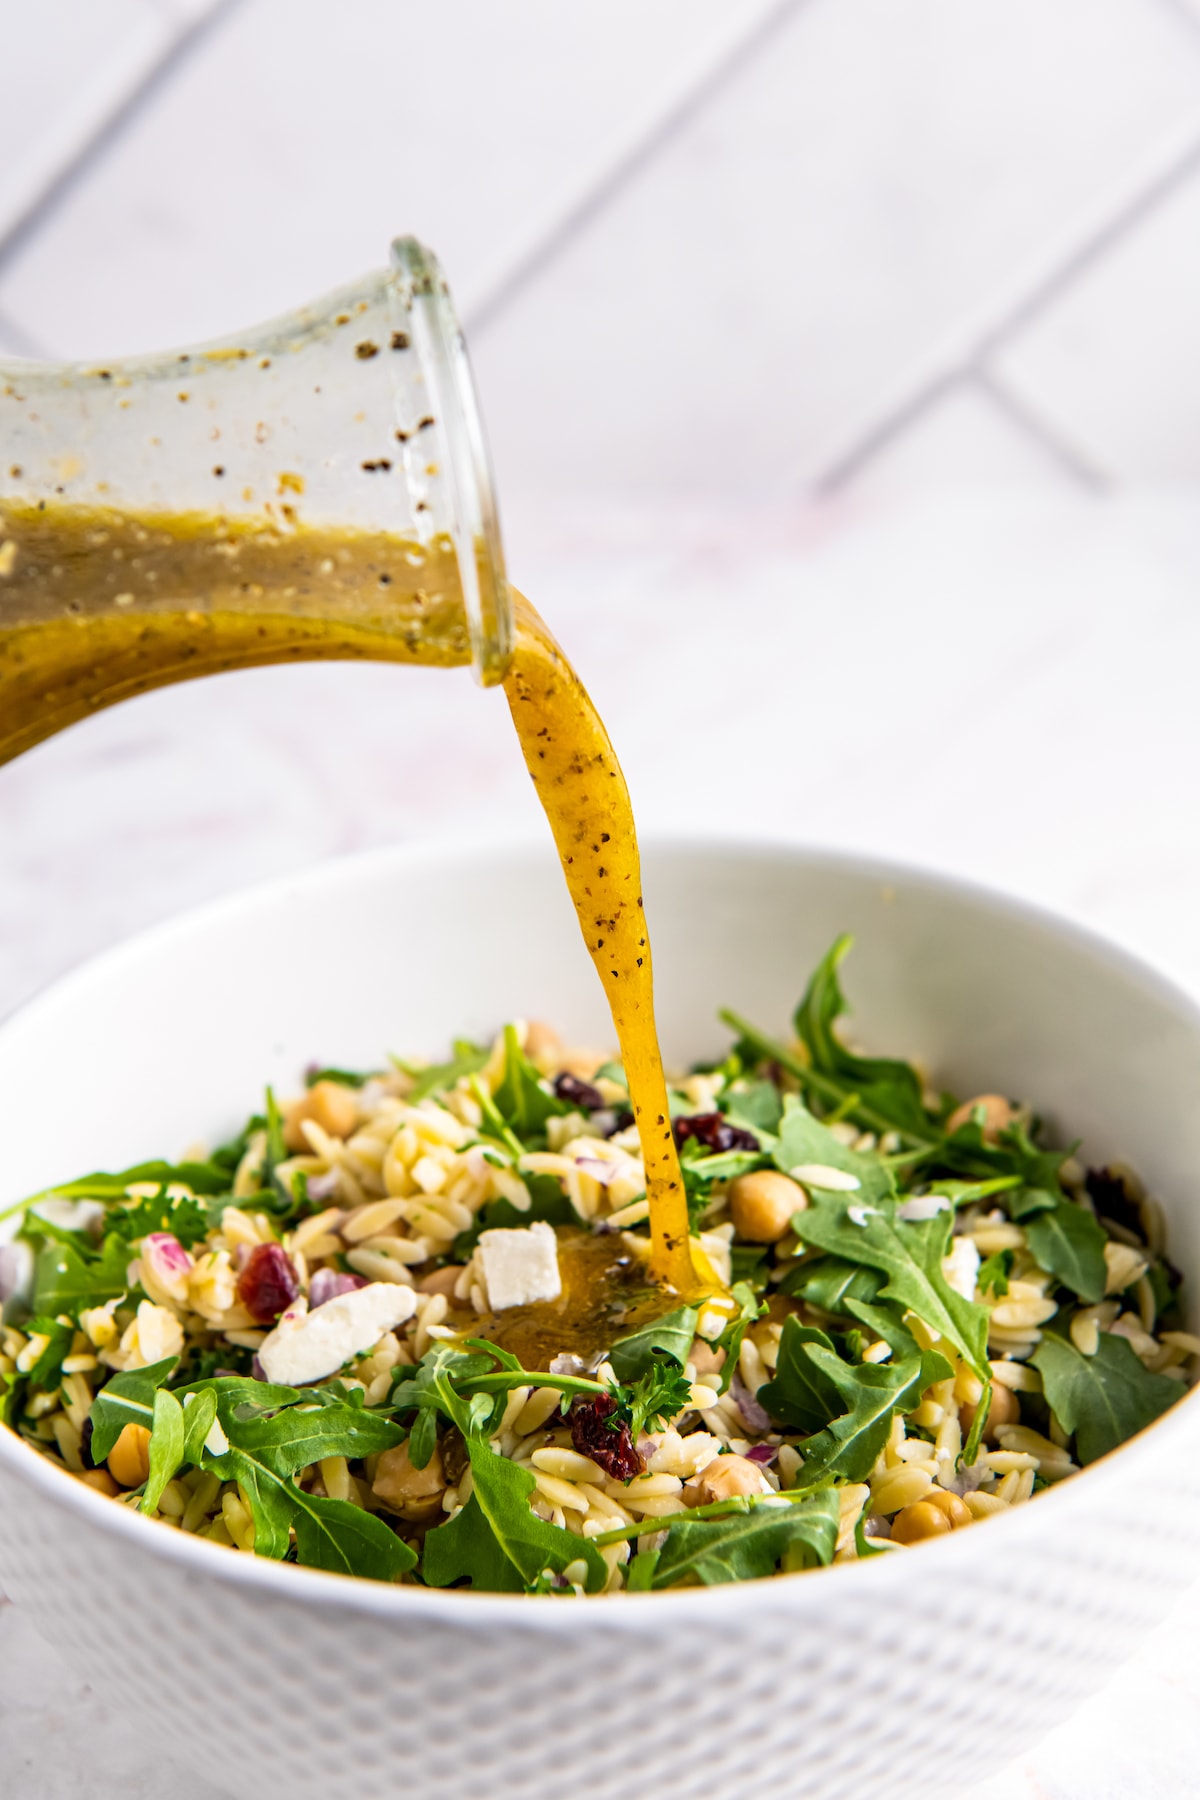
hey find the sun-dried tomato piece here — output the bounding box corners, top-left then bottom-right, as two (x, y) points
(674, 1112), (759, 1154)
(570, 1395), (643, 1481)
(237, 1241), (300, 1324)
(553, 1071), (606, 1112)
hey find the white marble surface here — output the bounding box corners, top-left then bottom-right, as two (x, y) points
(4, 496), (1200, 1798)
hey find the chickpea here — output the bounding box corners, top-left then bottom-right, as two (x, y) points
(694, 1454), (773, 1503)
(418, 1264), (467, 1297)
(372, 1440), (446, 1522)
(922, 1488), (972, 1529)
(946, 1094), (1019, 1142)
(79, 1468), (120, 1498)
(523, 1020), (562, 1063)
(107, 1423), (151, 1489)
(283, 1080), (359, 1152)
(729, 1170), (807, 1244)
(960, 1380), (1018, 1443)
(891, 1499), (954, 1545)
(688, 1339), (727, 1378)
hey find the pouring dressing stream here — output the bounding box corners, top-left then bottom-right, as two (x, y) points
(0, 238), (707, 1304)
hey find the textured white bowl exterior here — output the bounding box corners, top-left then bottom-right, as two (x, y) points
(2, 839), (1199, 1800)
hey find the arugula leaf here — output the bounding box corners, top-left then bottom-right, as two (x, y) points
(142, 1388), (186, 1514)
(289, 1489), (415, 1580)
(759, 1319), (845, 1434)
(592, 1060), (627, 1090)
(1031, 1330), (1181, 1465)
(423, 1438), (606, 1593)
(773, 1098), (896, 1207)
(89, 1357), (178, 1462)
(626, 1548), (659, 1590)
(730, 1244), (770, 1288)
(722, 1079), (783, 1135)
(207, 1441), (415, 1579)
(1025, 1202), (1108, 1303)
(795, 1189), (990, 1380)
(216, 1390), (403, 1473)
(778, 1254), (883, 1311)
(844, 1298), (953, 1390)
(32, 1233), (133, 1314)
(1007, 1186), (1062, 1221)
(977, 1250), (1013, 1298)
(787, 1347), (929, 1485)
(182, 1378), (414, 1579)
(923, 1177), (1022, 1208)
(652, 1490), (839, 1587)
(209, 1116), (263, 1176)
(401, 1038), (490, 1103)
(712, 1282), (766, 1394)
(608, 1305), (700, 1384)
(792, 935), (931, 1137)
(13, 1159), (231, 1214)
(305, 1065), (370, 1090)
(259, 1088), (297, 1213)
(391, 1345), (496, 1459)
(491, 1025), (570, 1135)
(181, 1388), (219, 1465)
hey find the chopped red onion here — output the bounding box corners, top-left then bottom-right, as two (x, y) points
(745, 1443), (777, 1465)
(309, 1268), (368, 1309)
(305, 1169), (342, 1203)
(574, 1156), (617, 1186)
(731, 1375), (771, 1433)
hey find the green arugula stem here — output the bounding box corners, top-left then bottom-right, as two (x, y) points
(589, 1485), (825, 1547)
(718, 1009), (938, 1150)
(452, 1371), (609, 1401)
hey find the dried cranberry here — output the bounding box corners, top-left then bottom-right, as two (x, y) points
(605, 1109), (635, 1137)
(1085, 1167), (1144, 1240)
(553, 1072), (605, 1112)
(570, 1395), (643, 1481)
(237, 1242), (300, 1323)
(674, 1112), (759, 1154)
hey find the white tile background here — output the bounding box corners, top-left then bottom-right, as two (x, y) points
(5, 5), (1200, 1796)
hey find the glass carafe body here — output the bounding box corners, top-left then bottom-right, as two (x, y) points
(0, 238), (511, 765)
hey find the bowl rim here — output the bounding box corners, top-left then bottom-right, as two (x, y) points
(2, 831), (1198, 1626)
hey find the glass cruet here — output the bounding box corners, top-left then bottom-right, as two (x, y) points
(0, 236), (512, 765)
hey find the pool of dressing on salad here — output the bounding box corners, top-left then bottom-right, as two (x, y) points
(0, 502), (708, 1309)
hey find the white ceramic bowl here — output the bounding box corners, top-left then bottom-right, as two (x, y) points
(2, 839), (1200, 1800)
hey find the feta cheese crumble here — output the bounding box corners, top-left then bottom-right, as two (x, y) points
(477, 1220), (562, 1310)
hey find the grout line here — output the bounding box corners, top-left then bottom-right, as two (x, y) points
(974, 369), (1111, 493)
(813, 371), (965, 495)
(820, 367), (1108, 497)
(0, 0), (245, 280)
(464, 0), (813, 336)
(807, 115), (1200, 494)
(976, 136), (1200, 364)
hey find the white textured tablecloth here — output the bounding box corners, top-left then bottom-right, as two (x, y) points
(2, 496), (1198, 1797)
